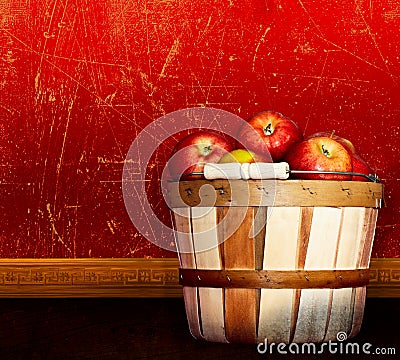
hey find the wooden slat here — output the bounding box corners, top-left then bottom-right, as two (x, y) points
(360, 209), (379, 269)
(293, 207), (342, 343)
(168, 180), (383, 208)
(258, 207), (302, 343)
(253, 207), (267, 270)
(296, 207), (314, 269)
(172, 208), (204, 340)
(349, 208), (378, 338)
(191, 206), (227, 343)
(223, 207), (257, 343)
(253, 207), (267, 338)
(324, 207), (366, 341)
(173, 207), (196, 269)
(291, 207), (313, 342)
(182, 287), (203, 340)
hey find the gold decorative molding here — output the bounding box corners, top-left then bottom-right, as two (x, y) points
(368, 258), (400, 297)
(0, 258), (181, 298)
(0, 258), (398, 297)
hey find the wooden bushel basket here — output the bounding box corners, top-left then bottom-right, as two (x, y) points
(167, 179), (384, 344)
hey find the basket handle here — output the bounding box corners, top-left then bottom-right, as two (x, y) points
(196, 162), (380, 182)
(203, 162), (289, 180)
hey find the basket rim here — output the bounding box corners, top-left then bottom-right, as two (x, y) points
(167, 179), (384, 208)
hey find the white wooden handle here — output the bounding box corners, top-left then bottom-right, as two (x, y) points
(248, 162), (290, 180)
(240, 163), (251, 180)
(203, 163), (242, 179)
(203, 162), (290, 180)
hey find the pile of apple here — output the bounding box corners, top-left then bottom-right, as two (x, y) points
(168, 110), (374, 181)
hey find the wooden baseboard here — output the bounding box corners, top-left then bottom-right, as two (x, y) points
(367, 258), (400, 297)
(0, 258), (398, 297)
(0, 259), (181, 298)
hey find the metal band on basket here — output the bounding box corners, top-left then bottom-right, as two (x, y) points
(179, 268), (370, 289)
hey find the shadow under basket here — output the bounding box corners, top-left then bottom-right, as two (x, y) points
(167, 179), (384, 344)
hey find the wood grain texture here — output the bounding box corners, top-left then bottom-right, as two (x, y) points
(324, 207), (366, 341)
(168, 180), (384, 208)
(190, 207), (227, 343)
(171, 207), (204, 340)
(258, 207), (302, 343)
(349, 208), (379, 338)
(292, 207), (343, 343)
(223, 207), (257, 343)
(179, 269), (370, 289)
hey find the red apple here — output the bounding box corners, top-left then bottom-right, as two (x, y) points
(284, 136), (353, 180)
(168, 130), (235, 180)
(237, 110), (303, 161)
(307, 131), (356, 154)
(351, 153), (373, 182)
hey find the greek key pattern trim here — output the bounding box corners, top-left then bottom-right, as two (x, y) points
(0, 258), (397, 297)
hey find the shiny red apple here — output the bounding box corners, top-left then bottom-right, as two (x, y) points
(284, 136), (353, 180)
(237, 110), (303, 161)
(351, 153), (374, 182)
(168, 130), (235, 180)
(307, 131), (356, 154)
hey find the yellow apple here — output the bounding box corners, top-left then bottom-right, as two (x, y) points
(218, 149), (270, 164)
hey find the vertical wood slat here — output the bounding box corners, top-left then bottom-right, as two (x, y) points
(258, 207), (302, 343)
(172, 208), (204, 340)
(191, 206), (227, 343)
(293, 207), (342, 343)
(253, 206), (268, 337)
(349, 208), (378, 338)
(173, 207), (196, 269)
(324, 207), (367, 341)
(360, 209), (379, 269)
(290, 207), (314, 342)
(253, 207), (268, 271)
(223, 207), (257, 343)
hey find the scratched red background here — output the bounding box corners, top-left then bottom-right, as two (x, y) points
(1, 1), (399, 258)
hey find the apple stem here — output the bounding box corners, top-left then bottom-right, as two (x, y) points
(263, 123), (273, 136)
(330, 130), (335, 138)
(203, 145), (212, 156)
(321, 144), (330, 157)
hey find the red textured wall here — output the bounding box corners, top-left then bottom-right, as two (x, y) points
(1, 0), (399, 258)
